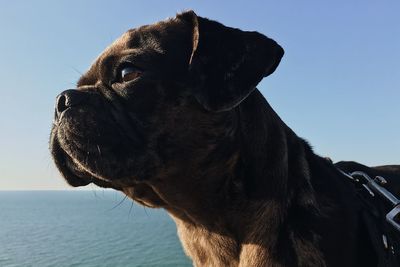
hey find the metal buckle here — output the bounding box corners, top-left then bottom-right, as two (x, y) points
(342, 170), (400, 233)
(386, 205), (400, 232)
(350, 171), (400, 206)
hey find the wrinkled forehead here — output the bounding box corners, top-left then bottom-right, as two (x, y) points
(102, 25), (166, 58)
(77, 18), (187, 87)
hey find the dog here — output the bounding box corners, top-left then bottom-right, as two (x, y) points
(50, 11), (400, 266)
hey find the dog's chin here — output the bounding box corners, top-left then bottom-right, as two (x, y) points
(123, 185), (167, 208)
(50, 133), (120, 189)
(51, 107), (144, 184)
(51, 133), (167, 209)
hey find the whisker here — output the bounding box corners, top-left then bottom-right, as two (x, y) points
(91, 188), (98, 199)
(107, 194), (128, 211)
(143, 206), (149, 217)
(84, 139), (90, 170)
(97, 145), (102, 157)
(70, 66), (83, 76)
(128, 201), (134, 218)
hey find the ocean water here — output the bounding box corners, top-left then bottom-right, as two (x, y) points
(0, 191), (192, 267)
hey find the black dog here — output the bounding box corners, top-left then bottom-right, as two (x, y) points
(50, 11), (399, 266)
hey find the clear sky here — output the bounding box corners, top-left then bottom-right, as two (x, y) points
(0, 0), (399, 190)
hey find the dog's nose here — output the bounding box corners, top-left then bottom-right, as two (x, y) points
(56, 89), (88, 114)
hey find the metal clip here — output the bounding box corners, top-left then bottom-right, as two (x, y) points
(346, 171), (400, 233)
(351, 171), (400, 207)
(382, 234), (389, 250)
(386, 205), (400, 232)
(362, 184), (375, 197)
(375, 176), (387, 186)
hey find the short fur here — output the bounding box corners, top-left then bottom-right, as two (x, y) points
(50, 11), (399, 267)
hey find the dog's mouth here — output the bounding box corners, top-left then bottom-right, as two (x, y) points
(50, 129), (121, 189)
(50, 126), (168, 207)
(49, 91), (148, 189)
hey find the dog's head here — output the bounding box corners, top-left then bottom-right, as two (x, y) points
(50, 11), (283, 208)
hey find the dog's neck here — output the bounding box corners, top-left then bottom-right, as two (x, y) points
(167, 90), (328, 266)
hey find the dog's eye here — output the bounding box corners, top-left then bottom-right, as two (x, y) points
(120, 65), (142, 82)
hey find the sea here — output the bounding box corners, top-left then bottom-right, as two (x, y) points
(0, 191), (192, 267)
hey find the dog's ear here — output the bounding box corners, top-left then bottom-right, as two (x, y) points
(177, 11), (284, 112)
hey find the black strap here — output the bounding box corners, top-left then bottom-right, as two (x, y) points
(360, 197), (400, 266)
(341, 170), (400, 266)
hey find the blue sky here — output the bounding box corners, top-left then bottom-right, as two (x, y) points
(0, 0), (399, 190)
